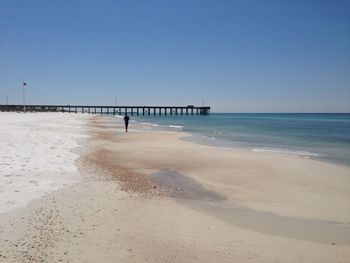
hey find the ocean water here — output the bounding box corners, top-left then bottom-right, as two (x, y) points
(131, 113), (350, 166)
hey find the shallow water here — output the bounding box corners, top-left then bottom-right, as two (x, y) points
(151, 169), (226, 201)
(131, 113), (350, 166)
(182, 199), (350, 245)
(151, 170), (350, 244)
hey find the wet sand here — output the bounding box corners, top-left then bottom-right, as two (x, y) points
(1, 114), (350, 262)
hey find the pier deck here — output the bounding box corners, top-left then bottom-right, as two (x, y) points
(0, 104), (211, 116)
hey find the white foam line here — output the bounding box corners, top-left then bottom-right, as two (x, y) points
(169, 125), (184, 129)
(252, 148), (322, 157)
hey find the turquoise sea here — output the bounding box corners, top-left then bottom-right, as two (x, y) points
(131, 113), (350, 166)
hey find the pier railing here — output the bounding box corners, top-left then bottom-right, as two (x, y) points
(0, 104), (211, 116)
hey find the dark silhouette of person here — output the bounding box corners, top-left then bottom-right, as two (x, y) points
(124, 114), (130, 132)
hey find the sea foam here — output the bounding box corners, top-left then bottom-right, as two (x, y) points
(252, 148), (322, 157)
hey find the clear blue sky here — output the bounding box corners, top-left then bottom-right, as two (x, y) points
(0, 0), (349, 112)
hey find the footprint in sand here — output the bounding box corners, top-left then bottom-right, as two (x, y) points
(29, 180), (38, 184)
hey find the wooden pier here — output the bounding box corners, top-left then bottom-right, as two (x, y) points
(0, 104), (211, 116)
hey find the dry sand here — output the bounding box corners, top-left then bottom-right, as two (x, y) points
(1, 114), (350, 262)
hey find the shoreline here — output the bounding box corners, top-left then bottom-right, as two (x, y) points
(0, 113), (350, 262)
(129, 113), (350, 167)
(125, 113), (350, 172)
(180, 133), (350, 169)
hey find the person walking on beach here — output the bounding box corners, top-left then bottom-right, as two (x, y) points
(124, 114), (130, 132)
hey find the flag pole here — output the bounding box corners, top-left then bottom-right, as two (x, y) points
(22, 79), (26, 113)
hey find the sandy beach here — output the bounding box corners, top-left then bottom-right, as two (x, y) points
(1, 113), (350, 262)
